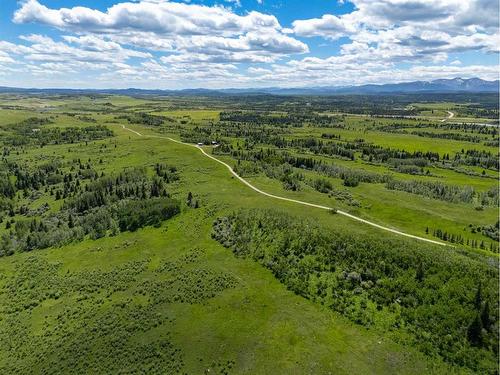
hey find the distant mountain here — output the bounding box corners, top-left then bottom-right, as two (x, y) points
(0, 77), (497, 96)
(330, 77), (500, 94)
(220, 78), (499, 95)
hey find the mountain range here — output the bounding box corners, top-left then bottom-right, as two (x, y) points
(0, 78), (498, 96)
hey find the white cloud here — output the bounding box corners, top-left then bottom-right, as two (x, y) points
(247, 58), (499, 87)
(292, 14), (356, 39)
(0, 33), (151, 82)
(13, 0), (280, 36)
(291, 0), (499, 64)
(62, 35), (123, 52)
(225, 0), (242, 8)
(16, 34), (150, 63)
(0, 51), (15, 64)
(13, 0), (307, 65)
(2, 0), (498, 88)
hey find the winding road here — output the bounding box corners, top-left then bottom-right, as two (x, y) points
(441, 111), (455, 122)
(121, 125), (447, 247)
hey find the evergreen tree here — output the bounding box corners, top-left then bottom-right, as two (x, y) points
(474, 282), (482, 310)
(416, 262), (424, 282)
(467, 313), (483, 347)
(481, 300), (491, 331)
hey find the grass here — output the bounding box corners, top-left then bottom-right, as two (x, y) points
(0, 220), (456, 374)
(0, 128), (460, 374)
(0, 94), (496, 373)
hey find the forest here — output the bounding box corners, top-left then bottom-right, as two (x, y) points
(0, 161), (181, 255)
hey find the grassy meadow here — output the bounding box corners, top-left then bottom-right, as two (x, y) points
(0, 93), (497, 374)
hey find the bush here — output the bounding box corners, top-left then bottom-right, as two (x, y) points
(116, 198), (180, 232)
(343, 176), (359, 187)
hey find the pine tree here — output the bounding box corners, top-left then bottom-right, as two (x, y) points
(416, 262), (424, 282)
(467, 313), (483, 347)
(474, 283), (482, 310)
(481, 300), (491, 331)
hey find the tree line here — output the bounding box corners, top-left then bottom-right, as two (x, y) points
(0, 165), (182, 256)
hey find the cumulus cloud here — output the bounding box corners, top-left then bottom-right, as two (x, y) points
(13, 0), (279, 36)
(0, 33), (151, 83)
(62, 35), (123, 52)
(292, 14), (356, 39)
(12, 0), (307, 65)
(291, 0), (499, 64)
(2, 0), (498, 88)
(16, 34), (150, 63)
(0, 51), (15, 64)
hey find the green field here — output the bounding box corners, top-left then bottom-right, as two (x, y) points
(0, 93), (498, 374)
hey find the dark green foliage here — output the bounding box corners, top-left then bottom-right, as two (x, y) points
(482, 221), (500, 241)
(481, 301), (491, 331)
(307, 177), (360, 206)
(261, 163), (303, 191)
(1, 117), (52, 146)
(0, 167), (180, 255)
(467, 314), (483, 347)
(386, 179), (481, 204)
(65, 167), (176, 213)
(212, 210), (499, 373)
(155, 163), (179, 183)
(3, 121), (113, 146)
(311, 177), (333, 193)
(116, 198), (180, 232)
(0, 175), (15, 198)
(343, 175), (359, 187)
(220, 111), (340, 128)
(290, 137), (356, 160)
(39, 125), (114, 146)
(454, 149), (499, 171)
(216, 146), (389, 185)
(314, 163), (389, 184)
(116, 112), (166, 126)
(415, 262), (425, 282)
(410, 131), (482, 143)
(474, 283), (483, 310)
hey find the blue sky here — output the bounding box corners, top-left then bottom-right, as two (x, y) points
(0, 0), (498, 88)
